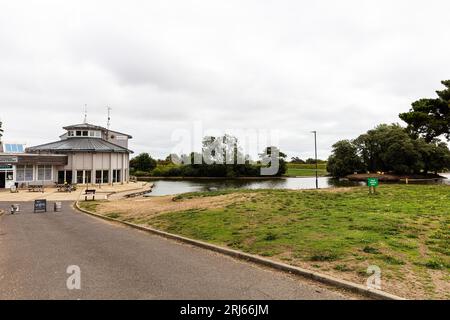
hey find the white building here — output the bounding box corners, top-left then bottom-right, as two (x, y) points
(0, 123), (133, 188)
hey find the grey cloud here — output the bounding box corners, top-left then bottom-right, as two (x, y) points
(1, 0), (449, 160)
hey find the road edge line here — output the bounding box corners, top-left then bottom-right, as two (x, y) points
(74, 201), (405, 300)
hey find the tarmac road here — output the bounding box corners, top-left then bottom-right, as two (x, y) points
(0, 201), (353, 300)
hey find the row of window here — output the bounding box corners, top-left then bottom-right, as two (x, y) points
(57, 170), (124, 184)
(15, 166), (126, 183)
(67, 130), (101, 138)
(16, 165), (52, 182)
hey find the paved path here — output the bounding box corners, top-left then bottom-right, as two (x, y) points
(0, 201), (353, 300)
(0, 182), (148, 202)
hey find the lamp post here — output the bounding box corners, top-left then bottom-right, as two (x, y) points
(311, 131), (318, 189)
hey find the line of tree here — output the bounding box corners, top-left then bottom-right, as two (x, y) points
(130, 135), (287, 177)
(290, 157), (326, 164)
(328, 80), (450, 178)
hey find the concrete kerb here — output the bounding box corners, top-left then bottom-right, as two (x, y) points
(74, 201), (405, 300)
(102, 183), (151, 199)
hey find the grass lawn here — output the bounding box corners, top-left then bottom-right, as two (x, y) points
(81, 184), (450, 299)
(285, 163), (328, 177)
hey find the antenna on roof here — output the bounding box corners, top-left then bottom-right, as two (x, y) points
(0, 117), (4, 142)
(83, 104), (88, 124)
(107, 106), (112, 130)
(106, 106), (112, 140)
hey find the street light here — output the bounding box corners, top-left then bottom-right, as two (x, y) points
(311, 131), (318, 189)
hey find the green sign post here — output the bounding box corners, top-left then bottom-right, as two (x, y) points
(367, 178), (379, 194)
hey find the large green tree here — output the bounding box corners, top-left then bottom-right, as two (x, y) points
(130, 153), (157, 172)
(328, 124), (450, 177)
(414, 139), (450, 174)
(327, 140), (363, 178)
(399, 80), (450, 142)
(354, 124), (421, 174)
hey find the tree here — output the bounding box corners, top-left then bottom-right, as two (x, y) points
(327, 140), (363, 178)
(354, 124), (423, 174)
(0, 120), (3, 140)
(290, 157), (305, 164)
(414, 139), (450, 174)
(328, 124), (450, 177)
(399, 80), (450, 142)
(130, 153), (157, 172)
(202, 134), (245, 165)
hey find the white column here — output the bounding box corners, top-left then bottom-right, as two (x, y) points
(109, 153), (113, 185)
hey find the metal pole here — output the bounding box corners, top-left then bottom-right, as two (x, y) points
(312, 131), (318, 189)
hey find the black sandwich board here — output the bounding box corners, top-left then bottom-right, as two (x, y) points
(34, 199), (47, 213)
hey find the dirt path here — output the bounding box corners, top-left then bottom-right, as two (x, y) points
(95, 193), (258, 220)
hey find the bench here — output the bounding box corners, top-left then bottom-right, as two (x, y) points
(83, 189), (96, 201)
(56, 183), (76, 193)
(28, 184), (44, 193)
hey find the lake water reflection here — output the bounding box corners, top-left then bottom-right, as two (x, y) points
(147, 177), (363, 196)
(146, 174), (449, 196)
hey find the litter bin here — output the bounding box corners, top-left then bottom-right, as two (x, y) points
(10, 204), (20, 214)
(54, 202), (62, 212)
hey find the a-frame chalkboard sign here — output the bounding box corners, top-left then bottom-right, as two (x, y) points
(34, 199), (47, 213)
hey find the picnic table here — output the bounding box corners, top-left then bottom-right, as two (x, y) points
(83, 189), (96, 201)
(28, 184), (44, 193)
(55, 183), (77, 192)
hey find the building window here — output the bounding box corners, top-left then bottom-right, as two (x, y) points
(89, 131), (101, 138)
(112, 169), (121, 183)
(85, 170), (92, 184)
(76, 170), (84, 184)
(66, 171), (73, 183)
(95, 170), (102, 184)
(57, 171), (65, 184)
(82, 131), (88, 136)
(68, 131), (74, 137)
(37, 165), (52, 181)
(16, 165), (34, 182)
(102, 170), (109, 184)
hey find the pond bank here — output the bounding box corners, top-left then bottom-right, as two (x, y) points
(346, 173), (448, 182)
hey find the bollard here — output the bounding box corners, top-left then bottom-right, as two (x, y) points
(54, 202), (62, 212)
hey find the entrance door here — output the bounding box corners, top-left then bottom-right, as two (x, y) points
(0, 172), (5, 188)
(58, 171), (65, 184)
(66, 171), (73, 184)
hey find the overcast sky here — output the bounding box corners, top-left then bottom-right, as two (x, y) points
(1, 0), (449, 160)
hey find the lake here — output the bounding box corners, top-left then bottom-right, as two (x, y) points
(145, 174), (450, 196)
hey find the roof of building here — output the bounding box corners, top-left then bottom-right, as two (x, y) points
(63, 123), (132, 138)
(27, 138), (133, 153)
